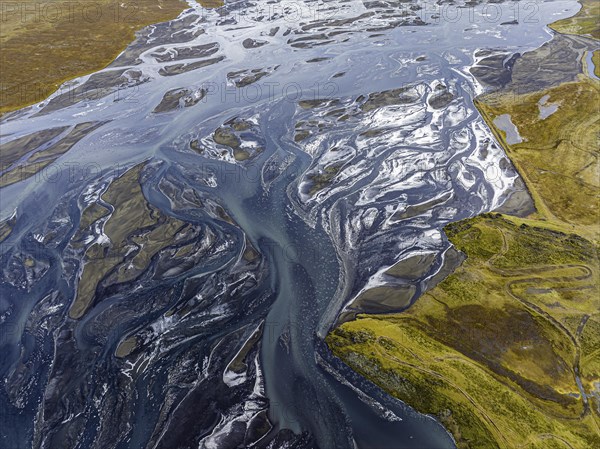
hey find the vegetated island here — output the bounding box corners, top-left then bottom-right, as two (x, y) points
(327, 2), (600, 448)
(0, 0), (222, 115)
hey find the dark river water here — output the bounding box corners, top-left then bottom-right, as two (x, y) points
(0, 1), (580, 448)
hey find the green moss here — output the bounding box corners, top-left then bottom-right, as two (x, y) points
(328, 212), (600, 447)
(476, 80), (600, 238)
(445, 215), (503, 261)
(329, 306), (600, 448)
(446, 214), (597, 269)
(593, 50), (600, 78)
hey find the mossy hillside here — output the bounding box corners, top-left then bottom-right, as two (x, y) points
(593, 50), (600, 78)
(445, 214), (598, 268)
(580, 317), (600, 383)
(328, 323), (501, 449)
(422, 214), (598, 403)
(328, 315), (600, 449)
(475, 78), (600, 240)
(328, 214), (600, 448)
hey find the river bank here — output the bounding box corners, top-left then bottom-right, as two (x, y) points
(0, 0), (210, 114)
(328, 1), (600, 447)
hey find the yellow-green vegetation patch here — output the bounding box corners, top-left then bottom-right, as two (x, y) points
(593, 50), (600, 79)
(549, 0), (600, 39)
(445, 214), (597, 269)
(0, 0), (193, 114)
(580, 317), (600, 370)
(328, 318), (600, 449)
(476, 78), (600, 240)
(328, 213), (600, 448)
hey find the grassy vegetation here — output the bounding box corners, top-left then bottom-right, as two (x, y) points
(328, 214), (600, 448)
(476, 78), (600, 241)
(0, 0), (224, 114)
(329, 318), (600, 449)
(328, 4), (600, 447)
(549, 0), (600, 39)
